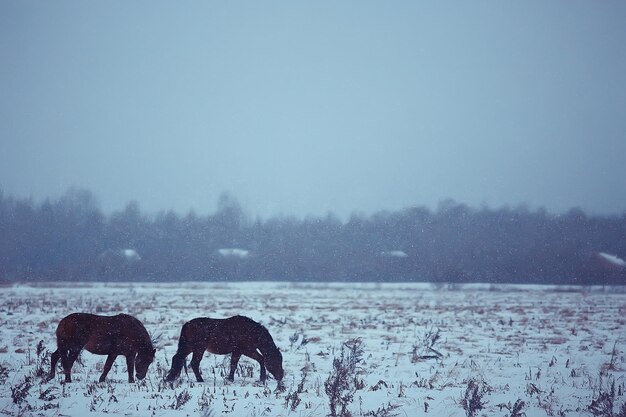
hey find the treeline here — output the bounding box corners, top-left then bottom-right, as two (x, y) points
(1, 188), (625, 285)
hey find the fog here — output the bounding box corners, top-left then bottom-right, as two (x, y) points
(1, 1), (626, 219)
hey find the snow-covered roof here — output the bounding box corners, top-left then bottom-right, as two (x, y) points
(99, 248), (141, 262)
(122, 249), (141, 261)
(380, 250), (408, 258)
(597, 252), (626, 267)
(217, 248), (250, 259)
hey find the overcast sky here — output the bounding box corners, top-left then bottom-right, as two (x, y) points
(1, 1), (625, 218)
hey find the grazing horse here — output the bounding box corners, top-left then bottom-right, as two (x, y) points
(165, 315), (284, 383)
(48, 313), (156, 383)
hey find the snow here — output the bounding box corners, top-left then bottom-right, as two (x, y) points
(597, 252), (626, 267)
(1, 281), (625, 416)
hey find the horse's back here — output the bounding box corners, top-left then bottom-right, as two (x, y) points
(112, 313), (146, 331)
(59, 312), (96, 323)
(56, 312), (151, 354)
(229, 315), (269, 336)
(55, 313), (98, 345)
(57, 313), (111, 334)
(187, 315), (259, 334)
(59, 313), (140, 330)
(184, 315), (268, 354)
(228, 315), (256, 325)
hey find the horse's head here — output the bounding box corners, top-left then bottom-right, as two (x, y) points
(266, 348), (284, 381)
(135, 347), (156, 380)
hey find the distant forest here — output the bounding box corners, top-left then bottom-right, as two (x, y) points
(1, 188), (625, 285)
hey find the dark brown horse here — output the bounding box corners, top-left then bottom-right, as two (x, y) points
(165, 315), (283, 383)
(48, 313), (156, 383)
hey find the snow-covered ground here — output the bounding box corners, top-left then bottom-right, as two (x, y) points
(1, 281), (625, 416)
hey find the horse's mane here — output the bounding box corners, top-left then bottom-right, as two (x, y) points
(150, 332), (162, 348)
(123, 314), (156, 350)
(232, 315), (279, 354)
(256, 322), (279, 354)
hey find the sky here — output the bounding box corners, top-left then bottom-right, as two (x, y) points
(1, 1), (626, 219)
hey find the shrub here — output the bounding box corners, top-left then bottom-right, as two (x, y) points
(173, 389), (192, 410)
(497, 399), (527, 417)
(589, 380), (626, 417)
(11, 375), (33, 405)
(285, 369), (307, 411)
(324, 339), (364, 417)
(460, 378), (489, 417)
(34, 340), (51, 379)
(411, 327), (443, 362)
(0, 363), (9, 384)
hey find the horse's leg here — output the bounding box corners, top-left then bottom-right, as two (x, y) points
(60, 349), (79, 383)
(60, 349), (73, 383)
(49, 349), (60, 380)
(65, 348), (83, 382)
(228, 352), (242, 382)
(189, 349), (205, 382)
(125, 354), (135, 383)
(99, 354), (118, 383)
(243, 350), (266, 382)
(165, 351), (188, 381)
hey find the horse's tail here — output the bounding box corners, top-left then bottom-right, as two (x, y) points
(165, 323), (190, 382)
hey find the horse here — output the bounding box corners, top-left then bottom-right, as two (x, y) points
(48, 313), (156, 383)
(165, 315), (284, 384)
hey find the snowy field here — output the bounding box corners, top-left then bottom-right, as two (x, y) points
(1, 281), (625, 417)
